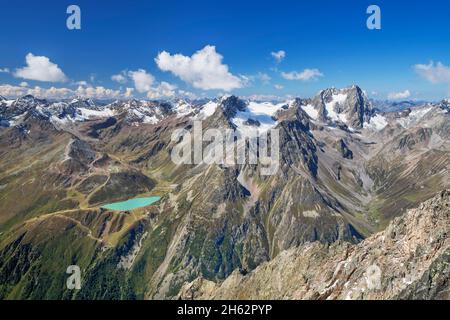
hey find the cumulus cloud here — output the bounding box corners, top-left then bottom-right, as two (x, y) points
(19, 82), (28, 87)
(146, 81), (177, 99)
(0, 68), (9, 73)
(75, 85), (122, 99)
(128, 69), (155, 93)
(14, 53), (68, 82)
(271, 50), (286, 63)
(0, 85), (29, 98)
(388, 90), (411, 100)
(178, 90), (197, 100)
(155, 45), (243, 91)
(281, 69), (324, 81)
(274, 84), (284, 90)
(242, 72), (271, 86)
(36, 86), (74, 99)
(111, 71), (128, 84)
(0, 85), (73, 99)
(414, 61), (450, 84)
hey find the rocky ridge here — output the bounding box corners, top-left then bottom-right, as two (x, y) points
(178, 190), (450, 300)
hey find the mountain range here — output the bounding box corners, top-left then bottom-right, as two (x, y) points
(0, 85), (448, 299)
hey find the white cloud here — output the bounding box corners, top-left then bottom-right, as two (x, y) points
(76, 85), (122, 99)
(256, 72), (271, 84)
(281, 69), (324, 81)
(111, 71), (128, 84)
(147, 82), (177, 99)
(128, 69), (155, 93)
(178, 90), (197, 100)
(75, 80), (88, 86)
(0, 85), (28, 98)
(271, 50), (286, 63)
(20, 82), (28, 87)
(242, 72), (271, 86)
(35, 86), (74, 99)
(0, 85), (73, 99)
(0, 68), (9, 73)
(388, 90), (411, 100)
(414, 61), (450, 84)
(274, 84), (284, 90)
(14, 53), (68, 82)
(155, 45), (243, 91)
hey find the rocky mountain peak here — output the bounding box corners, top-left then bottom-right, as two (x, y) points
(438, 99), (450, 113)
(16, 94), (45, 104)
(311, 85), (372, 128)
(219, 95), (247, 119)
(68, 97), (97, 109)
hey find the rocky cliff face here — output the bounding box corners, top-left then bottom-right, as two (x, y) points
(178, 190), (450, 300)
(311, 86), (372, 129)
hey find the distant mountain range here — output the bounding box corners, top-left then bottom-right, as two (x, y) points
(371, 99), (431, 112)
(0, 85), (448, 300)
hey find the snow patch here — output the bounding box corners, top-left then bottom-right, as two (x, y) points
(397, 107), (432, 128)
(301, 104), (319, 120)
(196, 101), (218, 120)
(364, 114), (388, 131)
(232, 101), (285, 135)
(78, 107), (115, 119)
(325, 93), (348, 124)
(174, 101), (195, 117)
(142, 115), (159, 124)
(302, 210), (320, 218)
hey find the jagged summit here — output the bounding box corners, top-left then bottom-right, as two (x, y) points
(219, 95), (247, 118)
(310, 85), (372, 129)
(68, 97), (97, 109)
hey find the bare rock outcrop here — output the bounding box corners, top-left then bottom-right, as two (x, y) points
(178, 190), (450, 300)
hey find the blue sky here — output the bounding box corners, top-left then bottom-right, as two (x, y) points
(1, 0), (450, 101)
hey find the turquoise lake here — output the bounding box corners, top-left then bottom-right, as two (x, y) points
(101, 196), (161, 211)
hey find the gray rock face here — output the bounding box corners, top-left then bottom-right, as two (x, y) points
(67, 139), (97, 164)
(311, 86), (372, 128)
(178, 190), (450, 300)
(220, 96), (247, 119)
(0, 95), (45, 120)
(335, 139), (353, 159)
